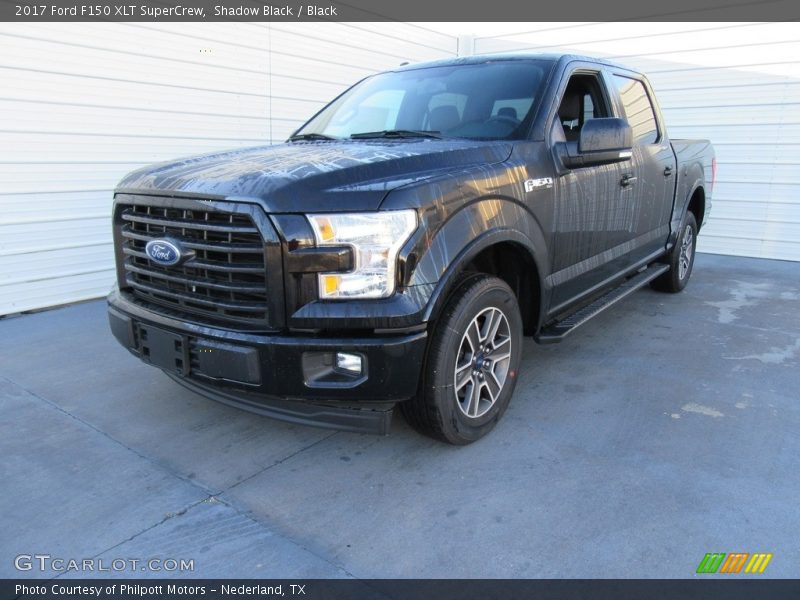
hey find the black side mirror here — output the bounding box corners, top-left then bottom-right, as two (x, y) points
(560, 118), (633, 169)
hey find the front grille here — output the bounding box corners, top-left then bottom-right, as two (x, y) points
(118, 202), (272, 329)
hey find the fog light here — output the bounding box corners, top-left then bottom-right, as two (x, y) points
(302, 351), (367, 388)
(336, 352), (363, 375)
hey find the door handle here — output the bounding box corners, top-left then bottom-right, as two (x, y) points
(620, 174), (637, 187)
(664, 166), (674, 177)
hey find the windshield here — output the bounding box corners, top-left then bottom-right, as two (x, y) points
(293, 60), (553, 141)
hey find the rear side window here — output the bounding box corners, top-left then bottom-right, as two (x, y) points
(613, 75), (658, 145)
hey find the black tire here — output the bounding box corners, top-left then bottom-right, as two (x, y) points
(401, 274), (523, 445)
(651, 212), (697, 293)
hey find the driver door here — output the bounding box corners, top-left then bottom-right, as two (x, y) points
(547, 69), (634, 312)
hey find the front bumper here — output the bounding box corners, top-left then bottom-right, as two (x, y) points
(107, 288), (427, 434)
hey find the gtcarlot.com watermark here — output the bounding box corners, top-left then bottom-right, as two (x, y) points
(15, 553), (195, 573)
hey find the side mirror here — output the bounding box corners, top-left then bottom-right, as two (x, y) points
(561, 118), (633, 169)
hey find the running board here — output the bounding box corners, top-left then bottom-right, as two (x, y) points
(536, 263), (670, 344)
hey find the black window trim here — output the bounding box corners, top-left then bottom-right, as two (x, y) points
(607, 70), (663, 145)
(548, 65), (615, 145)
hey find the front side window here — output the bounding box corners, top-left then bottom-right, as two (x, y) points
(555, 72), (610, 143)
(613, 75), (659, 145)
(295, 60), (553, 141)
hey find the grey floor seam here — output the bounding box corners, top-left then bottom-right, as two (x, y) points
(52, 495), (213, 581)
(224, 431), (340, 493)
(210, 495), (359, 579)
(1, 374), (340, 501)
(2, 375), (354, 578)
(0, 374), (221, 498)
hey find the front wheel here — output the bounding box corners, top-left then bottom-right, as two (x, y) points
(651, 212), (697, 293)
(401, 275), (523, 445)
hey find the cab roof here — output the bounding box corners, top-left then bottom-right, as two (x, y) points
(392, 53), (630, 74)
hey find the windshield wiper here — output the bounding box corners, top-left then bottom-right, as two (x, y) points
(288, 133), (338, 141)
(350, 129), (442, 140)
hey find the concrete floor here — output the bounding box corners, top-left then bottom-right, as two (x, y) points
(1, 253), (798, 579)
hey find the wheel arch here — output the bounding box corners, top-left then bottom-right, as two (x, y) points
(687, 185), (706, 231)
(420, 228), (546, 335)
(669, 173), (705, 249)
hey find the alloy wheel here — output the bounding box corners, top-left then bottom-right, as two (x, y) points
(453, 307), (512, 418)
(679, 224), (694, 280)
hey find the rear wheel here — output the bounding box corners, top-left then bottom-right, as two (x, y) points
(401, 274), (523, 445)
(651, 212), (697, 293)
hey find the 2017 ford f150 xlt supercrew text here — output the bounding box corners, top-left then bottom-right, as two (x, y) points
(108, 54), (715, 444)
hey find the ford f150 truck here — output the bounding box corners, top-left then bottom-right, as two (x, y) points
(108, 53), (714, 444)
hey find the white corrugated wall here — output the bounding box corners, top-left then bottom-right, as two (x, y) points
(0, 22), (457, 315)
(470, 22), (800, 262)
(4, 22), (797, 315)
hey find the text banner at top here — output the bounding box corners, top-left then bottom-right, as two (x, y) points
(3, 0), (800, 21)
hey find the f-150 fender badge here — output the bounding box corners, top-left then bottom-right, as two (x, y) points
(524, 177), (553, 192)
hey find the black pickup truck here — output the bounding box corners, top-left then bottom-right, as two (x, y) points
(108, 53), (714, 444)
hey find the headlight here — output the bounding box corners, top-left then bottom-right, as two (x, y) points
(307, 210), (417, 299)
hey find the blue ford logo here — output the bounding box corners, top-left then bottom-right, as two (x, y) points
(145, 239), (182, 266)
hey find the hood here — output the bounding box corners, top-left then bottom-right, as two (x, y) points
(116, 139), (513, 212)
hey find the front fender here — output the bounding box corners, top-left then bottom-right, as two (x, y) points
(403, 198), (549, 325)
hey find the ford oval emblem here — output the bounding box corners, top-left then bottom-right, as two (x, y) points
(145, 239), (182, 266)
